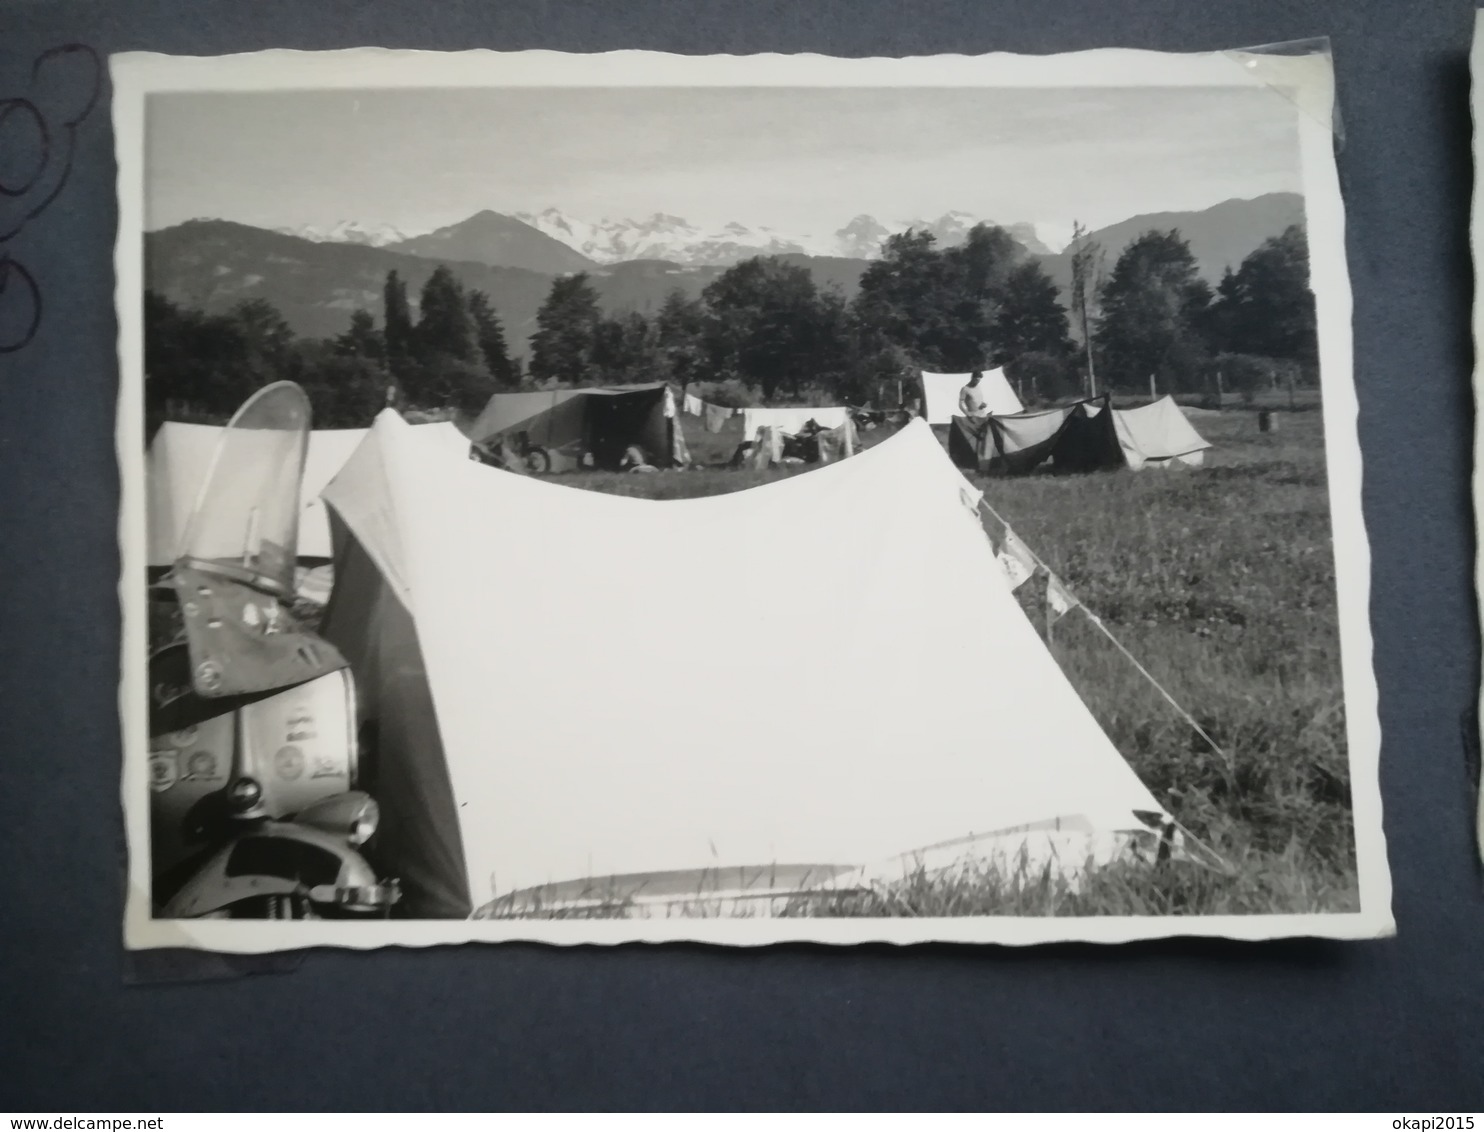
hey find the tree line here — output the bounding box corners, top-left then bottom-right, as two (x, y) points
(144, 220), (1316, 429)
(145, 265), (517, 429)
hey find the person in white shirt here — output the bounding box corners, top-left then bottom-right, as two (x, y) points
(958, 370), (990, 419)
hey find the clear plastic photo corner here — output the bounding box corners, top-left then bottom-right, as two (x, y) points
(112, 43), (1392, 953)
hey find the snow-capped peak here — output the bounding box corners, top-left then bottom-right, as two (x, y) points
(277, 207), (1056, 265)
(274, 220), (412, 247)
(513, 209), (816, 266)
(1031, 222), (1076, 254)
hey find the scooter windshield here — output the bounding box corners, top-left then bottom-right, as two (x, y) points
(178, 382), (310, 597)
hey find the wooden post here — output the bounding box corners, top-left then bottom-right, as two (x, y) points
(1149, 372), (1156, 402)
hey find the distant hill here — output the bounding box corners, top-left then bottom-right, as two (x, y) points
(386, 209), (597, 275)
(1039, 192), (1306, 294)
(143, 220), (871, 355)
(145, 220), (556, 348)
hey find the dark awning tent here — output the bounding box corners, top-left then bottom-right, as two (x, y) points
(319, 412), (1169, 919)
(465, 383), (690, 471)
(950, 395), (1212, 475)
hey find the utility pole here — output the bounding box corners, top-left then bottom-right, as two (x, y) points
(1070, 220), (1101, 400)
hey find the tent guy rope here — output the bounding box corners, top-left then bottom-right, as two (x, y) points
(970, 492), (1234, 876)
(972, 493), (1232, 770)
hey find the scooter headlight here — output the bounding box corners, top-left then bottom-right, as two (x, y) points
(293, 790), (380, 846)
(348, 797), (379, 847)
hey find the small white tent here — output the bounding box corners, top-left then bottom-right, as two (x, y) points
(920, 368), (1023, 425)
(320, 412), (1168, 918)
(1109, 395), (1212, 468)
(739, 406), (851, 439)
(147, 419), (468, 565)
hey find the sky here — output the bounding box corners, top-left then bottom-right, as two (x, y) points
(145, 85), (1302, 242)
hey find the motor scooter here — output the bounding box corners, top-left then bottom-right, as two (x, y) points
(147, 381), (400, 919)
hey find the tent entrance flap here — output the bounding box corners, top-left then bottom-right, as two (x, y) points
(949, 401), (1122, 475)
(584, 384), (669, 468)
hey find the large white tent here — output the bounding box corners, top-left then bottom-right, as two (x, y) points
(319, 411), (1168, 918)
(920, 368), (1023, 425)
(147, 420), (468, 565)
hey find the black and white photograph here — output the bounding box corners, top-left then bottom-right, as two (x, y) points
(113, 46), (1390, 950)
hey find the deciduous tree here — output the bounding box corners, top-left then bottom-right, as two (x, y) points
(1094, 229), (1212, 395)
(994, 260), (1073, 364)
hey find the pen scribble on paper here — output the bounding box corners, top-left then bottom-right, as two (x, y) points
(0, 43), (100, 354)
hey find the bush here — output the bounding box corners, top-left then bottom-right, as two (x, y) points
(688, 378), (763, 408)
(298, 353), (391, 428)
(1207, 353), (1305, 404)
(400, 354), (495, 416)
(1006, 351), (1081, 404)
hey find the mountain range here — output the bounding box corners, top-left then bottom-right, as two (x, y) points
(145, 220), (867, 353)
(272, 219), (410, 247)
(150, 192), (1303, 357)
(275, 208), (1057, 271)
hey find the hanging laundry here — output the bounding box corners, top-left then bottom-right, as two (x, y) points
(957, 483), (982, 516)
(750, 425), (783, 470)
(1046, 572), (1079, 623)
(683, 392), (704, 417)
(703, 403), (734, 433)
(996, 527), (1037, 592)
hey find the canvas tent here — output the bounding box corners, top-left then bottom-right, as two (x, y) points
(950, 396), (1211, 475)
(748, 418), (860, 470)
(920, 368), (1023, 425)
(147, 419), (468, 566)
(319, 411), (1169, 918)
(1098, 395), (1212, 469)
(739, 405), (851, 439)
(465, 383), (689, 472)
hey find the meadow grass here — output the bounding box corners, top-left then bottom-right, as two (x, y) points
(554, 405), (1359, 917)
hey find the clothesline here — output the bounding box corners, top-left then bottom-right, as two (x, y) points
(973, 489), (1233, 874)
(971, 492), (1233, 775)
(680, 393), (913, 418)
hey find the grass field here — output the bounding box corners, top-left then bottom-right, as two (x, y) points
(551, 404), (1358, 918)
